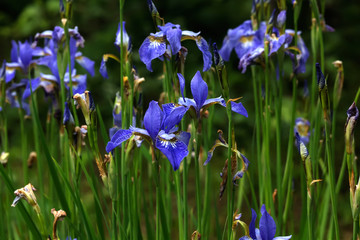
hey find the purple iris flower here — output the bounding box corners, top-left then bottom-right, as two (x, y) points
(23, 68), (87, 100)
(106, 101), (190, 171)
(294, 118), (310, 145)
(34, 26), (85, 48)
(139, 22), (212, 72)
(240, 205), (292, 240)
(177, 71), (248, 118)
(5, 40), (36, 83)
(285, 30), (309, 74)
(219, 20), (266, 62)
(266, 28), (293, 56)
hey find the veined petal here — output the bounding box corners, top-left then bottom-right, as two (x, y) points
(155, 135), (189, 171)
(231, 101), (248, 117)
(75, 52), (95, 76)
(106, 129), (133, 152)
(161, 103), (188, 133)
(143, 101), (163, 141)
(139, 36), (166, 72)
(195, 37), (212, 72)
(190, 71), (208, 113)
(259, 204), (276, 240)
(178, 97), (196, 109)
(177, 73), (186, 102)
(203, 96), (226, 108)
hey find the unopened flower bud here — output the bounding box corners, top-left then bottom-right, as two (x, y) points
(345, 103), (359, 155)
(73, 91), (95, 125)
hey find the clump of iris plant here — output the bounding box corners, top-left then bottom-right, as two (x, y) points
(238, 204), (292, 240)
(139, 22), (212, 72)
(106, 100), (190, 171)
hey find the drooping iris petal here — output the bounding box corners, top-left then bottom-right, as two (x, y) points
(231, 102), (248, 117)
(5, 68), (16, 83)
(143, 101), (163, 141)
(75, 52), (95, 76)
(190, 71), (208, 113)
(99, 57), (109, 79)
(23, 77), (41, 99)
(218, 35), (234, 61)
(203, 140), (227, 165)
(106, 129), (133, 152)
(195, 37), (212, 72)
(259, 204), (277, 240)
(249, 208), (257, 239)
(177, 73), (186, 102)
(139, 33), (166, 72)
(156, 132), (189, 171)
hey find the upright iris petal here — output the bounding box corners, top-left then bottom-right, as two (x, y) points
(143, 101), (164, 141)
(191, 71), (208, 113)
(159, 23), (182, 54)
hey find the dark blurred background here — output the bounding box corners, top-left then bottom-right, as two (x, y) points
(1, 0), (360, 235)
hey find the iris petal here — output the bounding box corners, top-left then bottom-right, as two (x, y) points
(195, 37), (212, 72)
(190, 71), (208, 113)
(143, 101), (163, 141)
(139, 36), (166, 72)
(177, 73), (186, 102)
(249, 208), (257, 239)
(231, 101), (248, 117)
(259, 204), (276, 240)
(155, 136), (189, 171)
(106, 129), (133, 152)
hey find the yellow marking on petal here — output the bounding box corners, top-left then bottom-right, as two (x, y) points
(227, 97), (243, 105)
(239, 35), (254, 43)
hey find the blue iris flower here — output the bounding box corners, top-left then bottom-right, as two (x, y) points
(139, 22), (212, 72)
(294, 117), (310, 145)
(177, 71), (248, 118)
(240, 205), (292, 240)
(106, 101), (190, 171)
(285, 30), (309, 75)
(219, 20), (266, 62)
(5, 40), (36, 83)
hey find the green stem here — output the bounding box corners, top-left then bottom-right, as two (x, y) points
(226, 105), (233, 240)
